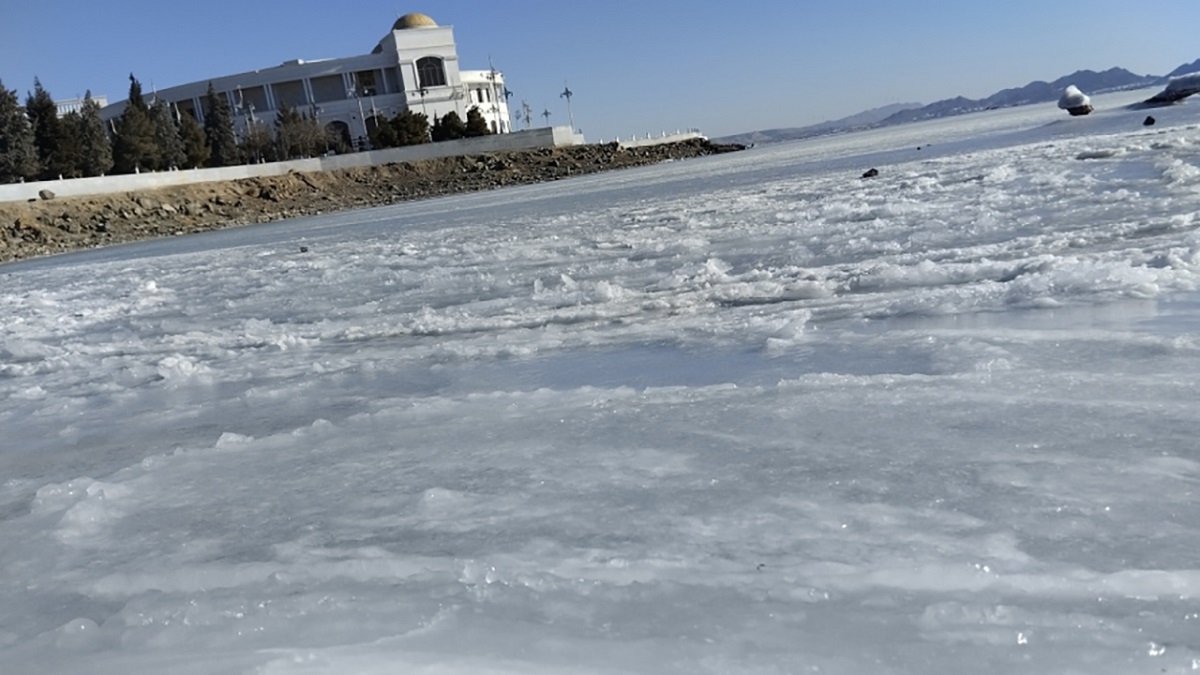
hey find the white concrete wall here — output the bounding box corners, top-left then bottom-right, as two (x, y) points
(0, 127), (586, 203)
(617, 131), (705, 149)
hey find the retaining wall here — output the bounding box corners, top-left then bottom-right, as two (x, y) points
(0, 126), (586, 203)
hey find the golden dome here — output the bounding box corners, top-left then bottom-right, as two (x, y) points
(393, 12), (437, 30)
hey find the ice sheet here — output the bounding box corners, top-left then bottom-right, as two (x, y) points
(2, 88), (1200, 674)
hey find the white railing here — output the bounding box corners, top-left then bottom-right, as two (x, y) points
(612, 128), (705, 148)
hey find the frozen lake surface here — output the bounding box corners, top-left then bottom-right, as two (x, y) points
(3, 88), (1200, 673)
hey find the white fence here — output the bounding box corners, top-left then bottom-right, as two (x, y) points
(615, 129), (705, 148)
(0, 126), (586, 203)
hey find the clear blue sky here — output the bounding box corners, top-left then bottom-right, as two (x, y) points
(2, 1), (1198, 140)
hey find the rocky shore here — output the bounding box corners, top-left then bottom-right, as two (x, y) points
(0, 138), (743, 264)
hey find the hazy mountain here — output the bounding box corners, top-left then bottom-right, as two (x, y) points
(716, 102), (922, 145)
(878, 67), (1158, 126)
(1165, 58), (1200, 78)
(718, 59), (1197, 144)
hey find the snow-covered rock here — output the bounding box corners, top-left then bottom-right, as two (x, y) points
(1144, 71), (1200, 105)
(1057, 85), (1093, 116)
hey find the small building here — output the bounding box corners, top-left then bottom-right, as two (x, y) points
(99, 12), (511, 149)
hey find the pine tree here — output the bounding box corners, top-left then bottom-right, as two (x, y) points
(465, 106), (491, 137)
(25, 78), (74, 179)
(149, 98), (185, 170)
(112, 74), (159, 173)
(178, 112), (208, 169)
(368, 114), (399, 149)
(0, 78), (38, 183)
(76, 91), (113, 177)
(56, 110), (84, 178)
(431, 110), (466, 142)
(393, 109), (430, 146)
(203, 82), (238, 167)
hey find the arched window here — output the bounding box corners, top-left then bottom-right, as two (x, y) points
(416, 57), (447, 89)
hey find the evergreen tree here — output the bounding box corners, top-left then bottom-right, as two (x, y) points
(465, 106), (491, 137)
(203, 82), (238, 167)
(392, 109), (430, 146)
(177, 112), (208, 169)
(25, 78), (74, 179)
(56, 110), (84, 178)
(112, 74), (159, 173)
(368, 115), (399, 149)
(0, 78), (38, 183)
(432, 110), (466, 142)
(76, 91), (113, 177)
(149, 98), (185, 170)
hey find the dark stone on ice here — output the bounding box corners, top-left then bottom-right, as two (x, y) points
(1144, 115), (1156, 126)
(299, 246), (309, 253)
(861, 168), (879, 179)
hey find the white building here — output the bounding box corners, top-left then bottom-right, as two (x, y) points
(100, 12), (511, 149)
(56, 95), (109, 117)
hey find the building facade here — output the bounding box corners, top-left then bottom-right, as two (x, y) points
(100, 12), (510, 149)
(56, 95), (109, 117)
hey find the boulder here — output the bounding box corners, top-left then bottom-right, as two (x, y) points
(861, 168), (879, 179)
(38, 189), (55, 201)
(1058, 85), (1093, 116)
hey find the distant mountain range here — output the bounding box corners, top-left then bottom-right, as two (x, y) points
(716, 102), (923, 146)
(716, 58), (1200, 145)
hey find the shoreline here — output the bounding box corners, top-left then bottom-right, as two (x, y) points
(0, 139), (743, 265)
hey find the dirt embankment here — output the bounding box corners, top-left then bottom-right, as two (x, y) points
(0, 139), (743, 263)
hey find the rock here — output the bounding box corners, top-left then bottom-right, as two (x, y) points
(1144, 115), (1156, 126)
(1058, 85), (1093, 116)
(299, 246), (309, 253)
(1143, 73), (1200, 106)
(861, 168), (879, 179)
(38, 189), (55, 201)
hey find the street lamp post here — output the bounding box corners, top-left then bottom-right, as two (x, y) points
(348, 88), (368, 150)
(487, 59), (502, 132)
(560, 83), (575, 132)
(503, 87), (514, 132)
